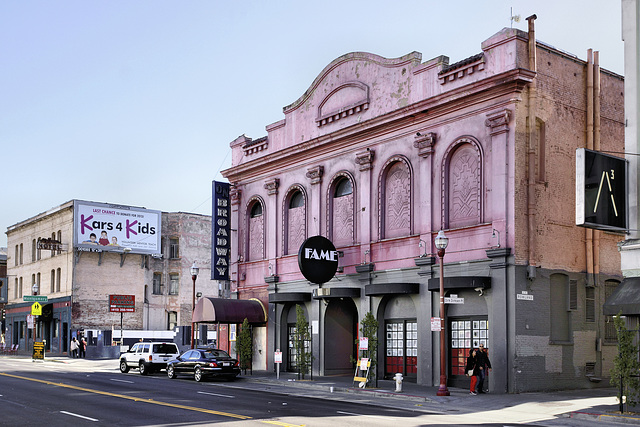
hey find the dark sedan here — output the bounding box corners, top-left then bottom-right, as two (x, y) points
(167, 348), (240, 382)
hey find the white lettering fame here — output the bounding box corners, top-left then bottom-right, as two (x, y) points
(304, 248), (338, 261)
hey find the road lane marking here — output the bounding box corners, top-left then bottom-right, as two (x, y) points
(60, 411), (98, 421)
(261, 421), (305, 427)
(197, 391), (235, 398)
(110, 378), (134, 384)
(336, 410), (391, 419)
(0, 372), (251, 420)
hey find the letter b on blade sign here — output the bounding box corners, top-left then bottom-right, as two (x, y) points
(298, 236), (339, 285)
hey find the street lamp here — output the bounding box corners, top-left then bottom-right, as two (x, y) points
(434, 230), (450, 396)
(190, 261), (199, 349)
(32, 282), (39, 295)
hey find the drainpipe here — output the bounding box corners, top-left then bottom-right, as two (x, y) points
(593, 51), (601, 281)
(586, 49), (595, 286)
(526, 15), (538, 273)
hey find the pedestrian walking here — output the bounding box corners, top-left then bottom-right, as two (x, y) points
(465, 348), (480, 395)
(70, 337), (78, 358)
(476, 344), (492, 393)
(79, 337), (87, 358)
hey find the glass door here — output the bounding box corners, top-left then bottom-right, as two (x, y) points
(449, 317), (489, 387)
(384, 320), (418, 380)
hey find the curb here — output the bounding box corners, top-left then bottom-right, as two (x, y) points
(564, 411), (640, 424)
(243, 377), (432, 403)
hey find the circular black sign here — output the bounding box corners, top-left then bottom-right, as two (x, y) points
(298, 236), (339, 284)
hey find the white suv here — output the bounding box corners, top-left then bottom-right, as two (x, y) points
(119, 342), (180, 375)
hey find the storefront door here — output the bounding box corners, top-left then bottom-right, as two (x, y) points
(384, 320), (417, 380)
(449, 317), (489, 387)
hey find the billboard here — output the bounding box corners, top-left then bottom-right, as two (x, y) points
(74, 200), (162, 255)
(109, 294), (136, 313)
(212, 181), (231, 280)
(576, 148), (627, 232)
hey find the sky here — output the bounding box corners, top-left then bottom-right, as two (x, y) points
(0, 1), (624, 248)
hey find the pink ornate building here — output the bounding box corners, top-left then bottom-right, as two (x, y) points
(223, 23), (624, 392)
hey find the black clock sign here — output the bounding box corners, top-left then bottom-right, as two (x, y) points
(576, 148), (627, 231)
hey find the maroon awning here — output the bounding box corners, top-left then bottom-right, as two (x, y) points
(192, 297), (267, 324)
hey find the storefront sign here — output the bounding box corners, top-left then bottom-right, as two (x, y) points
(576, 148), (627, 232)
(33, 341), (45, 360)
(109, 294), (135, 312)
(298, 236), (339, 284)
(212, 181), (231, 280)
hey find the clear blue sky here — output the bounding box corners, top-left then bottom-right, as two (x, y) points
(1, 1), (624, 247)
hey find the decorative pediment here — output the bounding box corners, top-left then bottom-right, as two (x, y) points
(316, 81), (370, 127)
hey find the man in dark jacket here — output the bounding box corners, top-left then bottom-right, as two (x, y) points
(476, 344), (492, 393)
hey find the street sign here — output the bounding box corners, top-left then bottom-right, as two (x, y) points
(359, 337), (369, 350)
(27, 314), (34, 329)
(31, 302), (42, 316)
(24, 295), (48, 302)
(517, 292), (534, 301)
(431, 317), (442, 331)
(445, 295), (464, 304)
(274, 351), (283, 364)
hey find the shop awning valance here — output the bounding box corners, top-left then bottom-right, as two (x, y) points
(192, 297), (267, 324)
(603, 277), (640, 316)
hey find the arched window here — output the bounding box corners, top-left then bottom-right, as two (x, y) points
(444, 140), (482, 229)
(330, 175), (355, 246)
(285, 188), (306, 255)
(248, 200), (265, 261)
(381, 159), (411, 239)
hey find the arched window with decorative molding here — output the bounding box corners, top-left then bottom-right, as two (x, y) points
(328, 173), (355, 247)
(380, 157), (412, 239)
(284, 186), (307, 255)
(247, 198), (265, 261)
(443, 138), (483, 229)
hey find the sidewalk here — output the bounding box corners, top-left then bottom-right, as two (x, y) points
(235, 369), (640, 424)
(13, 356), (640, 424)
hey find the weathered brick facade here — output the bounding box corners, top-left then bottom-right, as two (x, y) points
(5, 201), (214, 356)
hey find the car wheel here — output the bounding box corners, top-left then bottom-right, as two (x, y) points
(167, 365), (176, 379)
(194, 366), (203, 382)
(119, 359), (130, 373)
(139, 361), (149, 375)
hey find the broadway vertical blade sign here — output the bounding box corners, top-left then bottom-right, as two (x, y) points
(212, 181), (231, 280)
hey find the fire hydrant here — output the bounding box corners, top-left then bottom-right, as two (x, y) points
(395, 373), (403, 392)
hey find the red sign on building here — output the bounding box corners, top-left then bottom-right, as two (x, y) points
(109, 294), (135, 312)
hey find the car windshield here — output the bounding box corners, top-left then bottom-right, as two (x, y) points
(203, 349), (230, 359)
(153, 343), (178, 354)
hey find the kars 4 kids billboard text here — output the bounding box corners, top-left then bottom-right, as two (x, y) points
(74, 200), (161, 255)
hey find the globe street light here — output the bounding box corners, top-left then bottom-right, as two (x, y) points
(190, 261), (199, 349)
(434, 230), (450, 396)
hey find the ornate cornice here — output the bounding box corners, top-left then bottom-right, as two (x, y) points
(306, 166), (324, 185)
(355, 149), (375, 171)
(413, 132), (437, 158)
(264, 178), (279, 196)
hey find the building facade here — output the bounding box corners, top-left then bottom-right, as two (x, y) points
(223, 24), (624, 392)
(5, 200), (215, 356)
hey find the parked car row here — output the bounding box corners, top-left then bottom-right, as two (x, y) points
(119, 342), (240, 382)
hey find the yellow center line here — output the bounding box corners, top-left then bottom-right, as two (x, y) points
(0, 372), (251, 420)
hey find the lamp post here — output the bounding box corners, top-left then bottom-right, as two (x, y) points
(190, 261), (199, 349)
(434, 230), (450, 396)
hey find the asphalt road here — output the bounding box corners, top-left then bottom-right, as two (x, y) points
(0, 358), (426, 426)
(0, 358), (627, 426)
